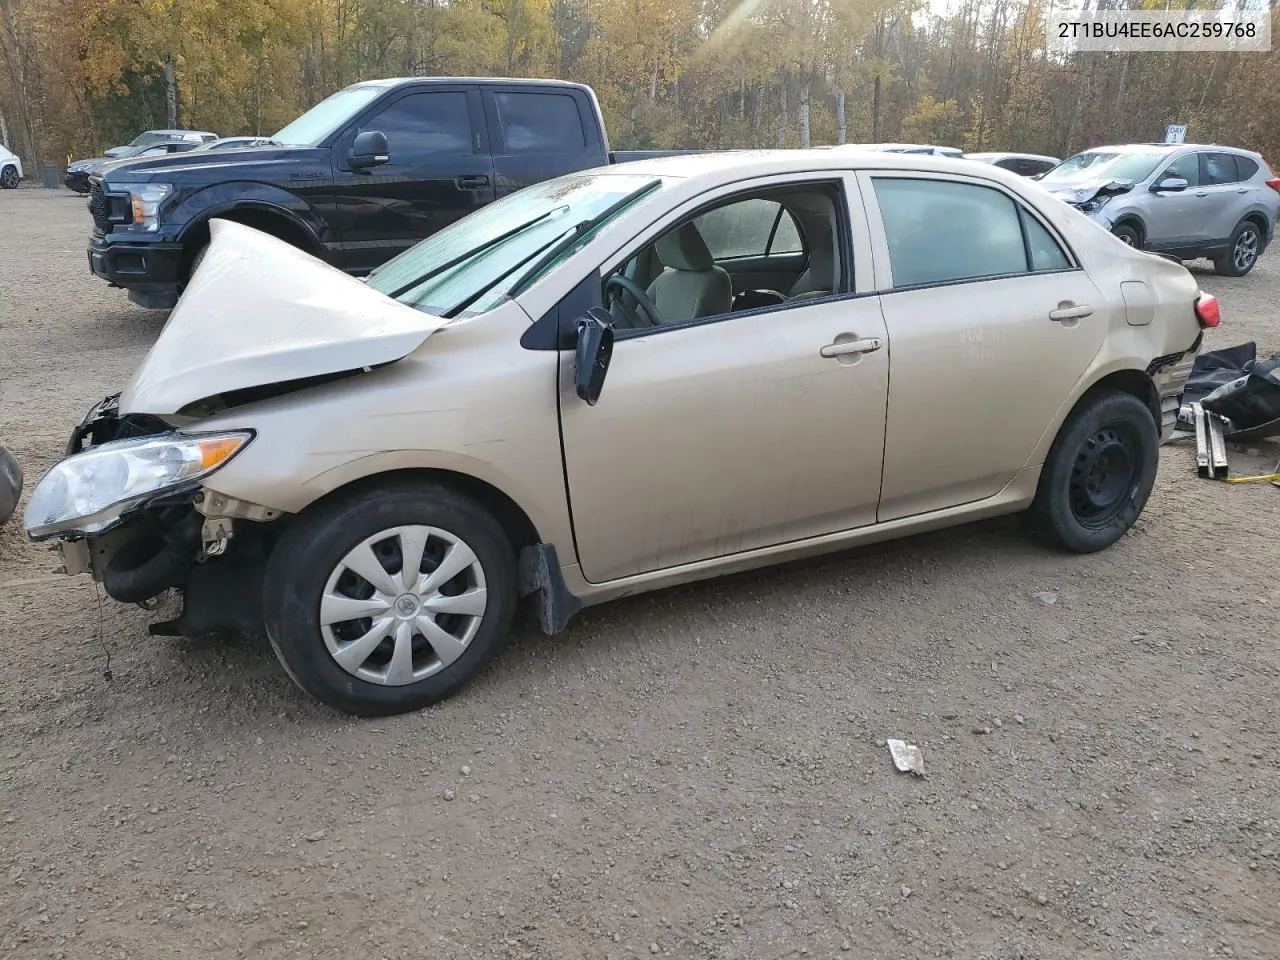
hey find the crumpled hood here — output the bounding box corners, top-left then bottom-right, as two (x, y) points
(1043, 179), (1135, 205)
(119, 219), (449, 415)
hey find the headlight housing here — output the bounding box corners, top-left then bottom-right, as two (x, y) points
(24, 431), (252, 540)
(1076, 195), (1112, 215)
(112, 182), (174, 232)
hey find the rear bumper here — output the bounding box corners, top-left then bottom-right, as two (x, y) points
(88, 235), (183, 309)
(1149, 331), (1204, 441)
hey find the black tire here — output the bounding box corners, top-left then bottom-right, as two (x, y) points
(1213, 220), (1262, 277)
(1024, 389), (1158, 554)
(0, 165), (18, 189)
(262, 481), (518, 716)
(1111, 223), (1141, 248)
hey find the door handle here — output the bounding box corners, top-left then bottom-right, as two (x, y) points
(1049, 303), (1094, 322)
(820, 336), (882, 358)
(1195, 191), (1208, 198)
(456, 175), (490, 190)
(1236, 187), (1248, 194)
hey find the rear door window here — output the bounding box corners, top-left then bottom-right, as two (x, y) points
(494, 92), (587, 153)
(873, 177), (1072, 287)
(1200, 152), (1240, 186)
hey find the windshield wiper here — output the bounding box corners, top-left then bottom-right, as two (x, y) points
(504, 179), (661, 299)
(387, 207), (562, 301)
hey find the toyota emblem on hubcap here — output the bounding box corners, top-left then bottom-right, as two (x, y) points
(394, 595), (420, 618)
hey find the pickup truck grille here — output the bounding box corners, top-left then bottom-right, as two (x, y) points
(88, 181), (111, 234)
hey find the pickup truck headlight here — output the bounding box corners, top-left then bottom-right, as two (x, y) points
(24, 431), (252, 540)
(113, 182), (173, 232)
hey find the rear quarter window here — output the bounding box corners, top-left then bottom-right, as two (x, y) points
(1236, 156), (1260, 180)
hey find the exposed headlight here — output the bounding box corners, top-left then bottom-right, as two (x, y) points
(1076, 195), (1112, 215)
(112, 182), (173, 232)
(24, 431), (252, 540)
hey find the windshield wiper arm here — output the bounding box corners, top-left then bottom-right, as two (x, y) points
(505, 179), (661, 299)
(386, 207), (561, 301)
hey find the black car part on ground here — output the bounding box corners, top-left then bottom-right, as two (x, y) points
(1182, 341), (1280, 439)
(0, 444), (22, 526)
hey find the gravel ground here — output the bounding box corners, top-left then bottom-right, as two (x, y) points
(2, 185), (1279, 960)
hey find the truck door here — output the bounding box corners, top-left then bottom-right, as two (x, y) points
(481, 87), (607, 200)
(331, 85), (494, 274)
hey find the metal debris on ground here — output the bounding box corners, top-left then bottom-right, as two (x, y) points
(1191, 402), (1230, 479)
(887, 738), (925, 777)
(1190, 400), (1280, 485)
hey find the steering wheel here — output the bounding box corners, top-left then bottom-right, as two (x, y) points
(605, 274), (662, 328)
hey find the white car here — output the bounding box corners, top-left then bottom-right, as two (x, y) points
(0, 144), (22, 189)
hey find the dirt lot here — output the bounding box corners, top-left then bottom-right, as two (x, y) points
(2, 185), (1279, 960)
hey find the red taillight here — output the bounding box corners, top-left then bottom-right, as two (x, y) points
(1195, 293), (1220, 328)
(1264, 158), (1280, 192)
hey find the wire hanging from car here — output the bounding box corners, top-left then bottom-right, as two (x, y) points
(92, 578), (113, 681)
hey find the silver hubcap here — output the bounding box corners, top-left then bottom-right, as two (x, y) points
(1234, 229), (1258, 271)
(320, 525), (487, 686)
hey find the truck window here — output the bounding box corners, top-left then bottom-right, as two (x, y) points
(364, 92), (474, 159)
(495, 92), (586, 153)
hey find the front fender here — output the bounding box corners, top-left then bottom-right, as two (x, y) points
(170, 182), (332, 255)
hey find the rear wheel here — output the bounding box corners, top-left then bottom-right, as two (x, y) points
(0, 165), (18, 189)
(1024, 389), (1158, 553)
(1111, 223), (1141, 247)
(262, 482), (518, 716)
(1213, 221), (1262, 277)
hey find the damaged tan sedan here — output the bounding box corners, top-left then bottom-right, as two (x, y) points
(26, 151), (1218, 715)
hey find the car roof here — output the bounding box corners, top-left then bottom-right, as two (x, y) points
(145, 129), (216, 136)
(1079, 142), (1256, 156)
(348, 76), (594, 95)
(966, 152), (1060, 162)
(600, 148), (1024, 182)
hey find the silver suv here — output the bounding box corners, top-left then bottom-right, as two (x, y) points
(1039, 143), (1280, 276)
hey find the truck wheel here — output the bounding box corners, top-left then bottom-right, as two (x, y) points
(0, 165), (18, 189)
(1213, 220), (1261, 277)
(1023, 389), (1158, 554)
(261, 481), (518, 716)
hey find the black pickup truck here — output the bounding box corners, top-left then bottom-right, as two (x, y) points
(87, 77), (686, 309)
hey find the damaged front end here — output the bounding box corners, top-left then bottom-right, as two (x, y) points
(28, 394), (280, 639)
(1052, 179), (1135, 218)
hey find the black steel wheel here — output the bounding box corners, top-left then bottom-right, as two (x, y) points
(1024, 388), (1158, 553)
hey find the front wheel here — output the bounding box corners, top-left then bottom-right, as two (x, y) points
(1024, 389), (1158, 553)
(1111, 223), (1141, 247)
(1213, 221), (1261, 277)
(0, 165), (18, 189)
(262, 482), (518, 716)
